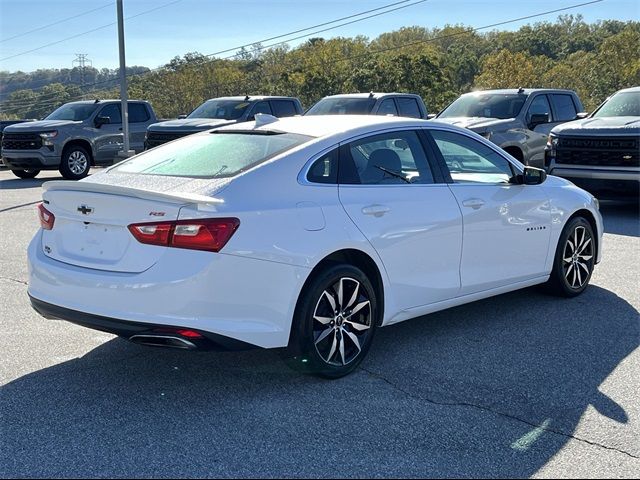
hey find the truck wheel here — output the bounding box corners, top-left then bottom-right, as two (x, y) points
(59, 146), (90, 180)
(11, 169), (40, 179)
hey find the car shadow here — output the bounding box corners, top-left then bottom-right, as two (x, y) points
(1, 285), (637, 477)
(0, 176), (64, 190)
(599, 201), (640, 237)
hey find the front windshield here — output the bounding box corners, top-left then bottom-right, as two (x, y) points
(305, 97), (375, 115)
(45, 103), (98, 121)
(439, 93), (527, 119)
(188, 100), (251, 120)
(593, 91), (640, 118)
(113, 132), (312, 178)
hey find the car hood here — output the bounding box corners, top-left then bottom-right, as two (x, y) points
(148, 118), (239, 132)
(551, 116), (640, 135)
(434, 116), (514, 131)
(3, 119), (80, 132)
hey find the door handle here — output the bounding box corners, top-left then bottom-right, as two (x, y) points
(462, 198), (485, 209)
(361, 204), (391, 217)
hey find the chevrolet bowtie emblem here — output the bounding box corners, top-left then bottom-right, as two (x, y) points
(77, 205), (94, 215)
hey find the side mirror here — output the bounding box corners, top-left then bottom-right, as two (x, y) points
(529, 113), (549, 129)
(523, 166), (547, 185)
(426, 113), (437, 120)
(94, 116), (110, 128)
(576, 111), (589, 120)
(177, 114), (188, 119)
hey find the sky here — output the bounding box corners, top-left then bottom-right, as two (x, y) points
(0, 0), (638, 73)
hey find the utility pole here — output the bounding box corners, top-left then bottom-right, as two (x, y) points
(116, 0), (133, 161)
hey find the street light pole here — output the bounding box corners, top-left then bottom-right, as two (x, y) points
(116, 0), (133, 160)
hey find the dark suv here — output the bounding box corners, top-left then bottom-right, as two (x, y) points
(145, 96), (303, 149)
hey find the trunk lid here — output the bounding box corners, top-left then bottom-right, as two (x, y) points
(40, 180), (222, 273)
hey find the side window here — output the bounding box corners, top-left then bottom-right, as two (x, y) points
(98, 104), (121, 123)
(375, 98), (398, 116)
(128, 103), (150, 123)
(430, 129), (514, 184)
(251, 101), (273, 116)
(271, 100), (298, 117)
(307, 149), (338, 184)
(341, 130), (434, 185)
(526, 95), (552, 124)
(550, 94), (578, 122)
(397, 97), (422, 118)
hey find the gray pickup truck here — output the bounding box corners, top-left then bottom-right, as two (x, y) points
(545, 86), (639, 199)
(305, 92), (428, 118)
(145, 96), (303, 149)
(1, 99), (158, 180)
(434, 88), (585, 168)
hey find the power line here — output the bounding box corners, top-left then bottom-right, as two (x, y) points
(0, 2), (113, 43)
(0, 0), (183, 63)
(1, 0), (426, 107)
(1, 0), (604, 113)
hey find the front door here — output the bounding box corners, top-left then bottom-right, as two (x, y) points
(428, 128), (551, 295)
(93, 103), (123, 163)
(338, 129), (463, 311)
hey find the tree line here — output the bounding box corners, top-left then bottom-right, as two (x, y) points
(0, 15), (638, 120)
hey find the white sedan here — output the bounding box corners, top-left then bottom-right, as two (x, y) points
(28, 115), (603, 378)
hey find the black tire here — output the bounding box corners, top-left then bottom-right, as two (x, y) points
(11, 169), (40, 179)
(59, 145), (91, 180)
(545, 216), (595, 297)
(283, 264), (379, 379)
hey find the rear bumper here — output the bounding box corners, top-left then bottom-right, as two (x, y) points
(30, 295), (255, 351)
(28, 230), (309, 349)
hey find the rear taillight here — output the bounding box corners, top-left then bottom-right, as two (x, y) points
(38, 203), (55, 230)
(128, 218), (240, 252)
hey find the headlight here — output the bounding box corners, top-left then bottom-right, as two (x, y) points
(39, 131), (58, 146)
(39, 131), (58, 139)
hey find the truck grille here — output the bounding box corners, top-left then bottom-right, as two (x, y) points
(1, 133), (43, 150)
(146, 131), (190, 148)
(555, 136), (640, 167)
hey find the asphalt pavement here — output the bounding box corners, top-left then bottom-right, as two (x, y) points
(1, 169), (638, 478)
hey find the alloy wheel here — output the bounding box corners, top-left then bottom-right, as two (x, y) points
(312, 277), (372, 366)
(68, 150), (88, 175)
(562, 225), (594, 289)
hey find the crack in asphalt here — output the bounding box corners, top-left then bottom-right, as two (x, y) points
(359, 366), (639, 460)
(0, 276), (28, 286)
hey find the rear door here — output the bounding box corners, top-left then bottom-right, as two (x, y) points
(427, 128), (551, 295)
(127, 102), (151, 153)
(338, 129), (462, 310)
(93, 103), (124, 162)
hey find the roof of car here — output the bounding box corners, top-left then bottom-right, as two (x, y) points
(616, 86), (640, 94)
(217, 114), (430, 138)
(460, 88), (577, 96)
(204, 96), (299, 102)
(67, 99), (149, 104)
(320, 92), (420, 100)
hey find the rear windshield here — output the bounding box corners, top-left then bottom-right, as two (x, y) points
(439, 94), (527, 119)
(113, 132), (313, 178)
(305, 98), (375, 115)
(188, 100), (251, 120)
(45, 103), (98, 121)
(593, 91), (640, 118)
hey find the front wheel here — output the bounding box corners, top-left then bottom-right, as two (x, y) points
(59, 146), (91, 180)
(546, 217), (595, 297)
(11, 169), (40, 179)
(284, 264), (379, 378)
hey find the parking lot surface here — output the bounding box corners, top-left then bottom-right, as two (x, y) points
(1, 169), (638, 478)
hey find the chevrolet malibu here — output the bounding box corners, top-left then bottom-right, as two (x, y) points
(28, 115), (603, 378)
